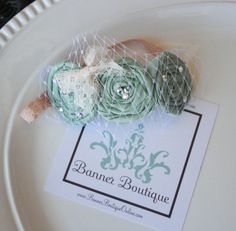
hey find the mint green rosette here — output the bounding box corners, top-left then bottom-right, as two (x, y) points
(47, 61), (96, 125)
(148, 51), (192, 114)
(97, 58), (157, 123)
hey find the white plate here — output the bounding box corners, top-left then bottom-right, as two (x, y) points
(1, 1), (236, 231)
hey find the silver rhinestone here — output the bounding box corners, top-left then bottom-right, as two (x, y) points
(59, 108), (63, 112)
(123, 88), (129, 94)
(78, 112), (83, 118)
(122, 93), (129, 100)
(178, 66), (183, 73)
(183, 97), (187, 103)
(162, 75), (167, 82)
(116, 88), (122, 94)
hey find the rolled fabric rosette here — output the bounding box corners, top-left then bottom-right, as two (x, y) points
(148, 51), (192, 114)
(47, 61), (99, 125)
(97, 57), (157, 123)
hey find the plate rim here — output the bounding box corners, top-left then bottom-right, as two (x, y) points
(0, 0), (61, 51)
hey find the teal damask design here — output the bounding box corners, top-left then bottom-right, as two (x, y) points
(90, 124), (171, 183)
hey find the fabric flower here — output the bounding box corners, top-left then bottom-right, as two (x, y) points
(47, 61), (99, 125)
(148, 51), (192, 114)
(97, 58), (157, 123)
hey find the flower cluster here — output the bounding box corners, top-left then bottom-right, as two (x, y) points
(46, 47), (192, 125)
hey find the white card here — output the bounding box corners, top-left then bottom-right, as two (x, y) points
(45, 99), (218, 231)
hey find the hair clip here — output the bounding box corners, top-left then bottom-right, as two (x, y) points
(20, 38), (193, 125)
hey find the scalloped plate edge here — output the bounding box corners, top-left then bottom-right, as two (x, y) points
(0, 0), (62, 51)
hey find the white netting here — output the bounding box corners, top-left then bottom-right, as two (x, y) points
(40, 33), (199, 129)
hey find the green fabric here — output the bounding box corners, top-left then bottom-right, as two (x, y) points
(148, 51), (192, 114)
(47, 61), (97, 125)
(97, 58), (157, 123)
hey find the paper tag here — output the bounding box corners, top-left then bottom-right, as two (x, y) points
(45, 99), (218, 231)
